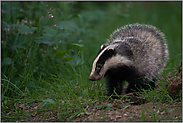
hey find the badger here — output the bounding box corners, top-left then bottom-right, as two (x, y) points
(89, 23), (169, 99)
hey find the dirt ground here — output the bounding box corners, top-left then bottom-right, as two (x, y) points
(74, 101), (182, 122)
(19, 97), (181, 122)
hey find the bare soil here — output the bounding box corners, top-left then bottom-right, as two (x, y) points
(16, 98), (181, 122)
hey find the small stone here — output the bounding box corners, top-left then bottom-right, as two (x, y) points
(123, 114), (128, 116)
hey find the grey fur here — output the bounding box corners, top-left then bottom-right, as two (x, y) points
(108, 23), (169, 79)
(89, 23), (169, 98)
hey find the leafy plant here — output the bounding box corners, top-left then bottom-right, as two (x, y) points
(1, 1), (182, 122)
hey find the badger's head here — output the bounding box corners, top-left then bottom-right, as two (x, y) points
(89, 42), (133, 81)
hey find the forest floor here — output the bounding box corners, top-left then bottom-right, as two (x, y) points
(3, 63), (182, 122)
(22, 98), (181, 122)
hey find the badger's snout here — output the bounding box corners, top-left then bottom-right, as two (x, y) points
(88, 75), (96, 81)
(89, 73), (103, 81)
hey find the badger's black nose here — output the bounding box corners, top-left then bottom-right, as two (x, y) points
(89, 75), (96, 81)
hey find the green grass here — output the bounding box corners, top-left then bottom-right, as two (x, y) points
(1, 1), (182, 122)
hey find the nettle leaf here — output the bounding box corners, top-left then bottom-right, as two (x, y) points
(42, 34), (53, 41)
(66, 55), (84, 66)
(35, 34), (55, 45)
(43, 28), (58, 36)
(11, 24), (37, 34)
(56, 50), (66, 59)
(69, 43), (85, 49)
(56, 51), (75, 62)
(56, 33), (71, 39)
(62, 56), (73, 62)
(43, 27), (73, 43)
(51, 33), (71, 43)
(55, 21), (79, 32)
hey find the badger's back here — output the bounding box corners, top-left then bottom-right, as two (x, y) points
(107, 23), (169, 79)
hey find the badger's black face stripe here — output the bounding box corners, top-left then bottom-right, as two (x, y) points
(95, 49), (115, 73)
(95, 45), (107, 58)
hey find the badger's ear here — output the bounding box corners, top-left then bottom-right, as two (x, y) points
(100, 44), (106, 50)
(107, 47), (116, 55)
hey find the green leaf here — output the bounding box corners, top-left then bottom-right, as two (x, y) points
(52, 33), (71, 42)
(56, 50), (66, 59)
(55, 21), (79, 32)
(11, 24), (37, 34)
(69, 43), (85, 49)
(35, 34), (55, 45)
(42, 98), (55, 104)
(43, 28), (58, 36)
(66, 55), (84, 66)
(62, 56), (73, 62)
(42, 34), (53, 41)
(56, 33), (71, 39)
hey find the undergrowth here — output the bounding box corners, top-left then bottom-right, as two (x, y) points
(1, 1), (182, 122)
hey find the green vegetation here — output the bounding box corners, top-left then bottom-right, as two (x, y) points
(1, 1), (182, 122)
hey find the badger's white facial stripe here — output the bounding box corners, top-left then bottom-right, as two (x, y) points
(100, 55), (133, 76)
(89, 44), (117, 77)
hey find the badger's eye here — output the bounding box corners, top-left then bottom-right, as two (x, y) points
(96, 64), (102, 72)
(97, 64), (102, 68)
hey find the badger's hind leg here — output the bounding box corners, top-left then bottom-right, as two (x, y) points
(106, 76), (123, 99)
(126, 75), (156, 94)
